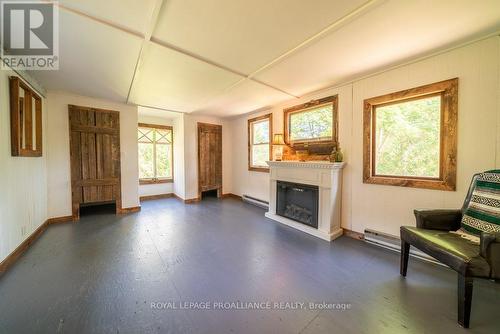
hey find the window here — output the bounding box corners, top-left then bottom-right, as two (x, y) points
(363, 78), (458, 190)
(138, 123), (173, 184)
(248, 114), (272, 172)
(284, 95), (338, 154)
(9, 76), (43, 157)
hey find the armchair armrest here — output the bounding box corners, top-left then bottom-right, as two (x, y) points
(413, 209), (462, 231)
(480, 232), (500, 279)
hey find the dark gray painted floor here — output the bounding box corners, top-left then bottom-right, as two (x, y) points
(1, 198), (499, 334)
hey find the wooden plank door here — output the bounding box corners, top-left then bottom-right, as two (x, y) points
(69, 105), (121, 219)
(197, 122), (222, 198)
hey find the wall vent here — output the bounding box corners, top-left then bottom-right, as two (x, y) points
(364, 229), (444, 266)
(242, 195), (269, 209)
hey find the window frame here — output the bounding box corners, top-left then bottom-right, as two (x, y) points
(138, 123), (174, 185)
(363, 78), (458, 191)
(9, 76), (43, 157)
(248, 113), (272, 172)
(284, 95), (338, 154)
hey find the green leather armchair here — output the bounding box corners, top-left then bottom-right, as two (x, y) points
(400, 174), (500, 328)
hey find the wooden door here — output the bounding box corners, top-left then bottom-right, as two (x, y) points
(69, 105), (121, 219)
(198, 122), (222, 198)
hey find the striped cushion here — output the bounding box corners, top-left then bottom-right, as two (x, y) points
(461, 170), (500, 235)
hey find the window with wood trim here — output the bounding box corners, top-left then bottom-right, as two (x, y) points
(363, 78), (458, 191)
(9, 76), (43, 157)
(138, 123), (173, 184)
(248, 114), (272, 172)
(284, 95), (338, 154)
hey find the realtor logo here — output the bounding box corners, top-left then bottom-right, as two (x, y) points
(1, 1), (59, 70)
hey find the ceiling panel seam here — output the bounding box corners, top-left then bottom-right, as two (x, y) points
(245, 0), (381, 81)
(126, 0), (166, 103)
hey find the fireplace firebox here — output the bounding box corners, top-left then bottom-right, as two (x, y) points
(276, 181), (319, 229)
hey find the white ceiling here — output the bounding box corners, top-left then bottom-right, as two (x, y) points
(27, 0), (500, 117)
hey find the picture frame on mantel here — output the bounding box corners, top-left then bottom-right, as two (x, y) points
(9, 76), (43, 157)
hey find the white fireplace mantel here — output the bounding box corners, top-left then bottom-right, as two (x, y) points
(265, 161), (346, 241)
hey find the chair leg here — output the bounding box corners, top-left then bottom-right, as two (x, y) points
(400, 239), (410, 277)
(458, 274), (473, 328)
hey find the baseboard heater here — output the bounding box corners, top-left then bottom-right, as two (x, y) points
(364, 229), (444, 266)
(242, 195), (269, 209)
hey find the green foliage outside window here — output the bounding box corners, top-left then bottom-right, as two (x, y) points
(375, 95), (441, 178)
(289, 104), (332, 141)
(251, 119), (269, 167)
(138, 127), (172, 180)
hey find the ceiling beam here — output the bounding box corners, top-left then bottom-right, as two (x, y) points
(126, 0), (165, 104)
(44, 0), (380, 110)
(43, 0), (144, 39)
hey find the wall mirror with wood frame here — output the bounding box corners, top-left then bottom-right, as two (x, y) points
(284, 95), (338, 154)
(9, 76), (43, 157)
(363, 78), (458, 191)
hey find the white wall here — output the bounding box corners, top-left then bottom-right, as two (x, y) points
(231, 36), (500, 236)
(0, 71), (48, 263)
(183, 114), (232, 200)
(173, 114), (186, 199)
(46, 91), (139, 218)
(137, 115), (174, 197)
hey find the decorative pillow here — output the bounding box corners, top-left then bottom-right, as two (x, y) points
(461, 170), (500, 236)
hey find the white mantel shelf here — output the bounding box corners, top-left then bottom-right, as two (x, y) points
(265, 160), (346, 242)
(266, 161), (346, 169)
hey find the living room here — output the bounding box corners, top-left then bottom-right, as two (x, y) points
(0, 1), (499, 333)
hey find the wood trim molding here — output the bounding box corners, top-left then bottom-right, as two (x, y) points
(47, 215), (74, 225)
(248, 113), (273, 172)
(139, 193), (174, 201)
(139, 178), (173, 185)
(221, 193), (242, 200)
(343, 228), (364, 240)
(117, 206), (141, 214)
(10, 76), (43, 157)
(138, 123), (173, 130)
(138, 123), (174, 183)
(184, 197), (201, 204)
(363, 78), (458, 191)
(0, 215), (73, 275)
(283, 95), (338, 155)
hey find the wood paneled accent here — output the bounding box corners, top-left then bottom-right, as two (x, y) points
(248, 113), (272, 172)
(363, 78), (458, 191)
(9, 76), (43, 157)
(197, 122), (222, 198)
(283, 95), (338, 155)
(69, 105), (122, 219)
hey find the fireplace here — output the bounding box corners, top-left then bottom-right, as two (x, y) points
(276, 181), (319, 229)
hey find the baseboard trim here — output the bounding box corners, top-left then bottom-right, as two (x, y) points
(184, 197), (200, 204)
(221, 193), (242, 200)
(140, 193), (174, 202)
(47, 215), (74, 225)
(117, 206), (141, 214)
(343, 228), (364, 240)
(0, 214), (74, 276)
